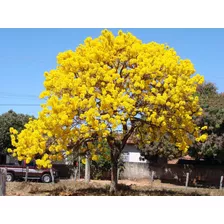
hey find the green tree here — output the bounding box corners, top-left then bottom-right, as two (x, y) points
(90, 140), (124, 180)
(0, 110), (34, 154)
(189, 82), (224, 161)
(139, 135), (182, 163)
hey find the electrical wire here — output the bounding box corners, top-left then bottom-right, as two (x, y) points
(0, 96), (39, 100)
(0, 92), (39, 98)
(0, 104), (40, 106)
(0, 92), (45, 107)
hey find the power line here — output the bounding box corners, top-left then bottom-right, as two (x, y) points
(0, 92), (39, 98)
(0, 96), (40, 100)
(0, 104), (40, 106)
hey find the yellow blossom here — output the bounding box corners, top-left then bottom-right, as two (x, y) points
(7, 29), (205, 169)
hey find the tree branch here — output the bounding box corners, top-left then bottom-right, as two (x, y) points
(121, 125), (136, 150)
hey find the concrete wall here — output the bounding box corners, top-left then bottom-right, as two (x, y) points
(120, 162), (151, 180)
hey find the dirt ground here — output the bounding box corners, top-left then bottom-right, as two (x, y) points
(5, 178), (224, 196)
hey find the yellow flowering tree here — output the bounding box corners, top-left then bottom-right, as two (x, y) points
(9, 30), (207, 192)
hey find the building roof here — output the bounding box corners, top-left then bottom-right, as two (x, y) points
(168, 155), (194, 164)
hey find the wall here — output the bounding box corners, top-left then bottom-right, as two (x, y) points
(120, 162), (224, 187)
(120, 162), (151, 180)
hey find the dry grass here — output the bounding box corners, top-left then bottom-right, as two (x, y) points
(5, 179), (224, 196)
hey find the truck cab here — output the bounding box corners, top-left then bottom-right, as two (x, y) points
(0, 160), (59, 183)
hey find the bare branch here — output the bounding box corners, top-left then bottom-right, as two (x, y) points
(121, 125), (136, 150)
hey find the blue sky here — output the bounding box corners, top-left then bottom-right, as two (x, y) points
(0, 28), (223, 117)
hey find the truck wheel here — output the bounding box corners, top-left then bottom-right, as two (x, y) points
(6, 173), (14, 182)
(41, 174), (52, 183)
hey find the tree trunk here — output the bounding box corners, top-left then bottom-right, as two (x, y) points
(110, 149), (119, 193)
(107, 127), (135, 193)
(85, 154), (90, 183)
(73, 167), (78, 182)
(110, 161), (118, 193)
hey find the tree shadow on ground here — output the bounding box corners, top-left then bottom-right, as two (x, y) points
(29, 183), (206, 196)
(161, 179), (219, 189)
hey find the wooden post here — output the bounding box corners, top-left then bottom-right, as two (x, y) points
(73, 161), (78, 182)
(0, 168), (6, 196)
(85, 154), (90, 183)
(151, 171), (155, 182)
(117, 168), (120, 183)
(220, 176), (223, 190)
(185, 172), (189, 189)
(78, 154), (81, 180)
(74, 167), (78, 181)
(50, 168), (55, 183)
(25, 166), (29, 182)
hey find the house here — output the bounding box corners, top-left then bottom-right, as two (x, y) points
(120, 139), (150, 180)
(122, 142), (148, 163)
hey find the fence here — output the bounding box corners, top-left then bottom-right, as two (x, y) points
(0, 168), (6, 196)
(120, 162), (224, 188)
(153, 164), (224, 187)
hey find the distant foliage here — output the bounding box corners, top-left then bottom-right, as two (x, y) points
(0, 110), (34, 154)
(189, 82), (224, 161)
(140, 136), (183, 162)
